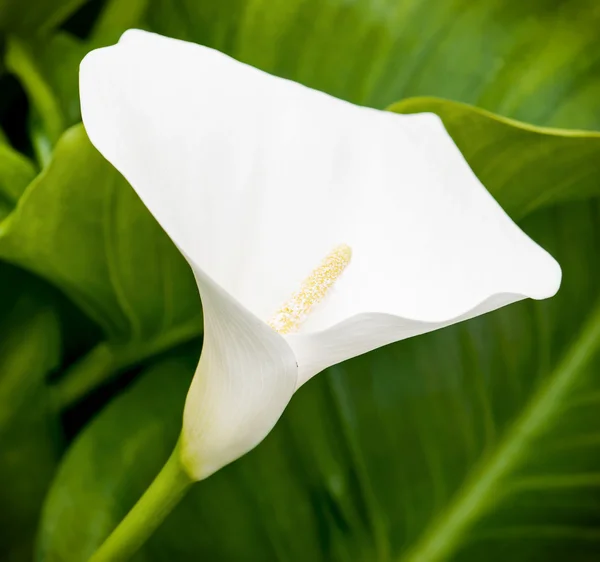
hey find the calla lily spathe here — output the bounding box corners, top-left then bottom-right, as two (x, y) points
(80, 30), (561, 480)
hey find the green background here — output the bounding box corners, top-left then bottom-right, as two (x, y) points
(1, 1), (600, 560)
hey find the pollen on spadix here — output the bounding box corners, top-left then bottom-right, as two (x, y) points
(268, 244), (352, 335)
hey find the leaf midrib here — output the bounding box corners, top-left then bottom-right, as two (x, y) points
(400, 301), (600, 562)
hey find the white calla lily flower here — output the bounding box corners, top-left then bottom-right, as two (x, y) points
(80, 30), (561, 480)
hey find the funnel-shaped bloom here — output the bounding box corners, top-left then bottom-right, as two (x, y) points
(80, 30), (561, 480)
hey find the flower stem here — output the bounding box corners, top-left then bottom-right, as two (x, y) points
(89, 441), (194, 562)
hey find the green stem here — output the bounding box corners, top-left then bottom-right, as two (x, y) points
(54, 343), (119, 410)
(53, 320), (202, 410)
(89, 441), (194, 562)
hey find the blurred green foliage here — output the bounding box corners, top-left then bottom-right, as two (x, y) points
(0, 265), (62, 562)
(1, 0), (600, 561)
(0, 0), (86, 35)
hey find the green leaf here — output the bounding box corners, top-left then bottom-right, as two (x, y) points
(0, 125), (202, 404)
(0, 141), (37, 220)
(0, 0), (86, 34)
(390, 98), (600, 220)
(38, 198), (600, 561)
(0, 265), (63, 562)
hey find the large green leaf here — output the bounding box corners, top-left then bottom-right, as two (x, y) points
(0, 125), (198, 342)
(0, 265), (63, 562)
(0, 125), (202, 405)
(38, 197), (600, 561)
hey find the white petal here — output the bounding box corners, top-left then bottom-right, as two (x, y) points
(288, 293), (522, 387)
(181, 266), (297, 479)
(80, 30), (561, 390)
